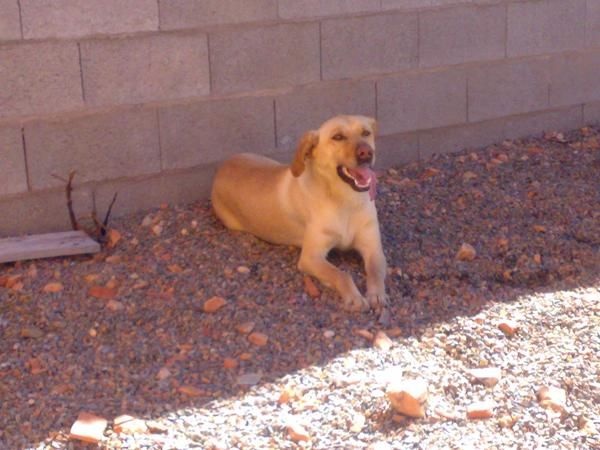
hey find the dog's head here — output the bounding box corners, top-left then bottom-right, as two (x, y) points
(290, 115), (378, 198)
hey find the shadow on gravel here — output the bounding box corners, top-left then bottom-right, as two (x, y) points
(1, 126), (599, 448)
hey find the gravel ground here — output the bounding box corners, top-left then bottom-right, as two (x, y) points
(1, 126), (599, 450)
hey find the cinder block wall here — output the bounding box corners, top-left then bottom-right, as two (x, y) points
(1, 0), (600, 235)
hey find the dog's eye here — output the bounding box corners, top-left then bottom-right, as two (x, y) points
(332, 134), (346, 141)
(361, 129), (371, 137)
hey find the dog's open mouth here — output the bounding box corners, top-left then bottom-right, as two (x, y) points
(337, 165), (377, 200)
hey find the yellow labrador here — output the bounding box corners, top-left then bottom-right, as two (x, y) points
(211, 115), (387, 311)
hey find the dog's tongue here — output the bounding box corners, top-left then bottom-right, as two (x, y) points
(347, 166), (377, 201)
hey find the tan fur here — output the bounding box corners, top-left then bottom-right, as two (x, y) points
(211, 115), (387, 311)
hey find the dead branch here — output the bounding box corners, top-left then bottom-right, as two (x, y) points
(102, 192), (118, 237)
(51, 171), (78, 231)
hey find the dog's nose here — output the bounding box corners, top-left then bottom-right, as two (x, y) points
(356, 144), (374, 165)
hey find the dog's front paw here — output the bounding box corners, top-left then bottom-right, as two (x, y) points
(367, 292), (388, 310)
(342, 294), (370, 312)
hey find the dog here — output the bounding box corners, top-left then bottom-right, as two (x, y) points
(211, 115), (387, 312)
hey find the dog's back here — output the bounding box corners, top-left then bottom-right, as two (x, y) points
(211, 153), (305, 245)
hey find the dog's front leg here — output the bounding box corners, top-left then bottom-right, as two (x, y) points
(298, 232), (369, 312)
(355, 225), (388, 310)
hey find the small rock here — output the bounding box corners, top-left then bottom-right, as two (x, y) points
(456, 243), (477, 261)
(106, 229), (121, 248)
(385, 327), (402, 338)
(26, 357), (46, 375)
(286, 418), (310, 442)
(237, 265), (250, 274)
(467, 367), (501, 387)
(279, 387), (302, 405)
(498, 319), (519, 337)
(156, 367), (171, 381)
(434, 407), (460, 421)
(151, 224), (163, 236)
(248, 332), (268, 346)
(421, 167), (440, 180)
(88, 328), (97, 337)
(178, 385), (205, 397)
(223, 358), (238, 369)
(367, 443), (393, 450)
(332, 373), (366, 388)
(532, 224), (547, 233)
(354, 329), (374, 341)
(236, 372), (262, 386)
(462, 171), (478, 182)
(387, 379), (428, 418)
(466, 401), (496, 420)
(105, 255), (122, 264)
(141, 214), (154, 227)
(578, 416), (598, 434)
(42, 282), (63, 293)
(106, 300), (124, 312)
(89, 286), (117, 300)
(537, 386), (566, 413)
(113, 415), (147, 434)
(323, 330), (335, 339)
(146, 420), (169, 434)
(349, 413), (366, 433)
(498, 414), (518, 428)
(235, 321), (255, 335)
(373, 331), (393, 351)
(203, 296), (227, 313)
(527, 146), (544, 155)
(303, 276), (321, 299)
(20, 326), (44, 339)
(239, 352), (252, 361)
(69, 412), (107, 444)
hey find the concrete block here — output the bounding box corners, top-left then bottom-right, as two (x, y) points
(0, 42), (83, 119)
(504, 106), (583, 140)
(25, 109), (160, 190)
(507, 0), (585, 57)
(549, 50), (600, 107)
(0, 0), (21, 40)
(0, 187), (93, 237)
(20, 0), (158, 39)
(588, 0), (600, 46)
(383, 0), (470, 9)
(468, 57), (549, 122)
(0, 126), (27, 195)
(419, 119), (505, 158)
(81, 33), (209, 107)
(210, 23), (320, 94)
(95, 165), (217, 218)
(321, 13), (418, 80)
(419, 4), (506, 68)
(376, 132), (420, 168)
(378, 68), (467, 135)
(275, 80), (375, 150)
(278, 0), (379, 19)
(382, 0), (431, 10)
(159, 0), (277, 29)
(584, 100), (600, 125)
(159, 96), (275, 169)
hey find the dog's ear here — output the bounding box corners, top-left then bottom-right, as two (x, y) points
(290, 131), (318, 177)
(368, 117), (378, 137)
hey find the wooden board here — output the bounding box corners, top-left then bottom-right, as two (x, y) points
(0, 230), (101, 264)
